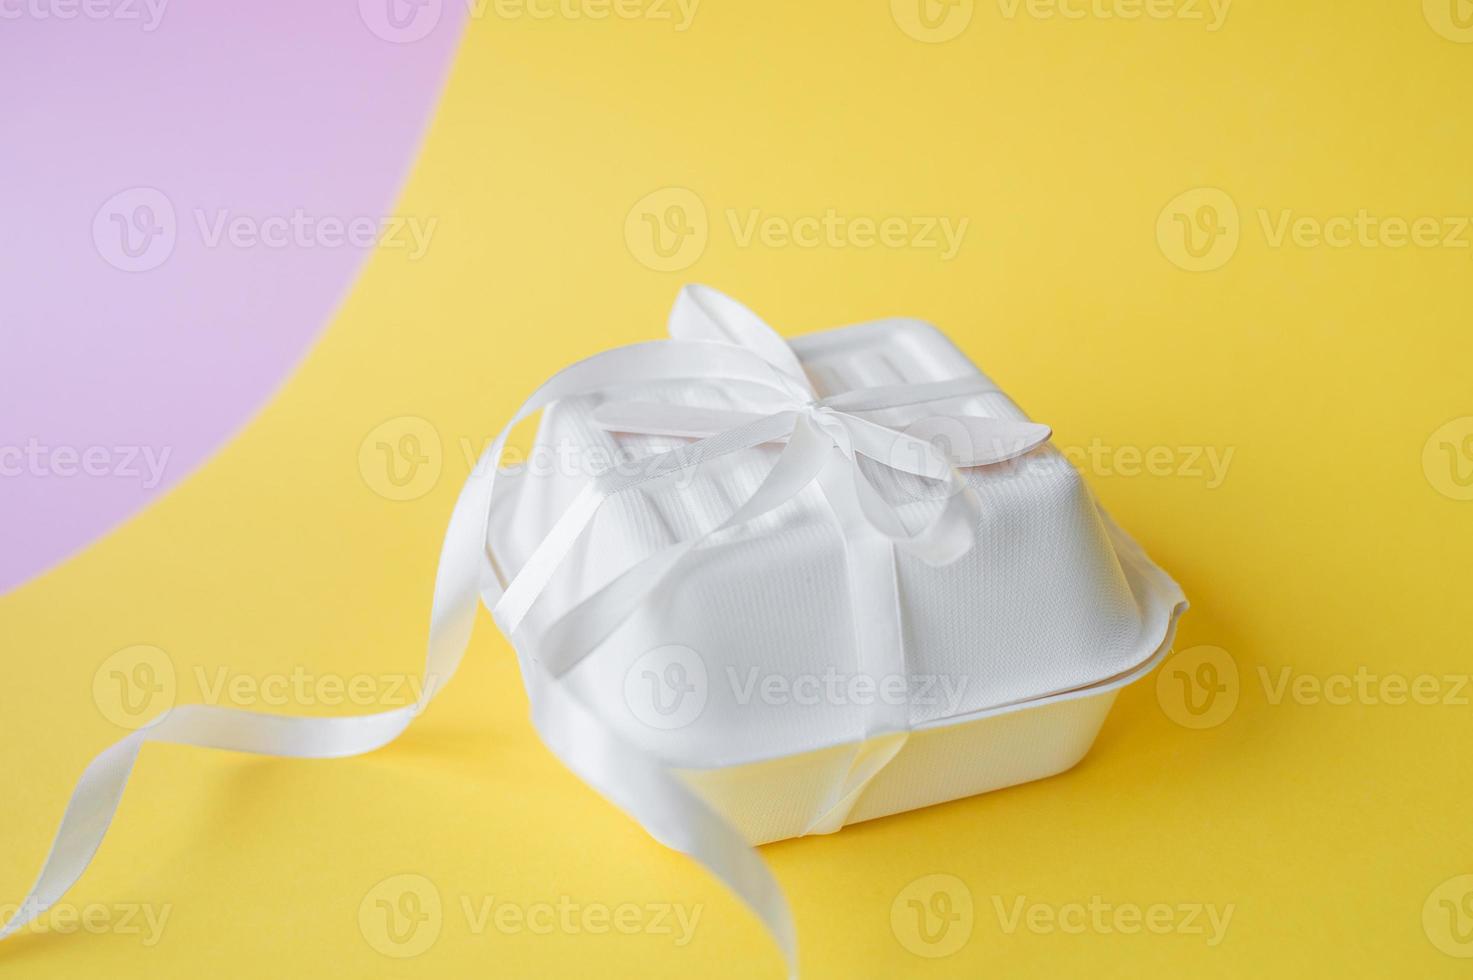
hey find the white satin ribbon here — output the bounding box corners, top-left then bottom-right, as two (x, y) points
(3, 286), (1051, 980)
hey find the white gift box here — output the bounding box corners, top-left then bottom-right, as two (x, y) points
(3, 286), (1185, 977)
(486, 287), (1187, 848)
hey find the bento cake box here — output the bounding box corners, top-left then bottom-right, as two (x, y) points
(485, 285), (1188, 846)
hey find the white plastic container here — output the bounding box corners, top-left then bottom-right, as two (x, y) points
(486, 302), (1187, 846)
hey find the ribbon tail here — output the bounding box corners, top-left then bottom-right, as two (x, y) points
(0, 734), (143, 940)
(527, 665), (798, 978)
(494, 418), (830, 978)
(0, 432), (500, 940)
(0, 703), (426, 940)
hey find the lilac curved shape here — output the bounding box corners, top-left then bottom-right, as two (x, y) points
(0, 1), (468, 593)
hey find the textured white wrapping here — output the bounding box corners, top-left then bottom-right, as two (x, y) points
(488, 309), (1187, 843)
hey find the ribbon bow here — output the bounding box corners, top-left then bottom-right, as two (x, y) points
(599, 285), (1051, 562)
(491, 286), (1053, 660)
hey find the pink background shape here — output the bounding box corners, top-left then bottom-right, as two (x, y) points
(0, 0), (467, 593)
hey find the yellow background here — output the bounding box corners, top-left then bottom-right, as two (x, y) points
(5, 1), (1473, 976)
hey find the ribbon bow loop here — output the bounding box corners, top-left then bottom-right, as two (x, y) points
(593, 285), (1053, 566)
(669, 283), (812, 392)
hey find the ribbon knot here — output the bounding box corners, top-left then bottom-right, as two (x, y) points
(582, 284), (1054, 569)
